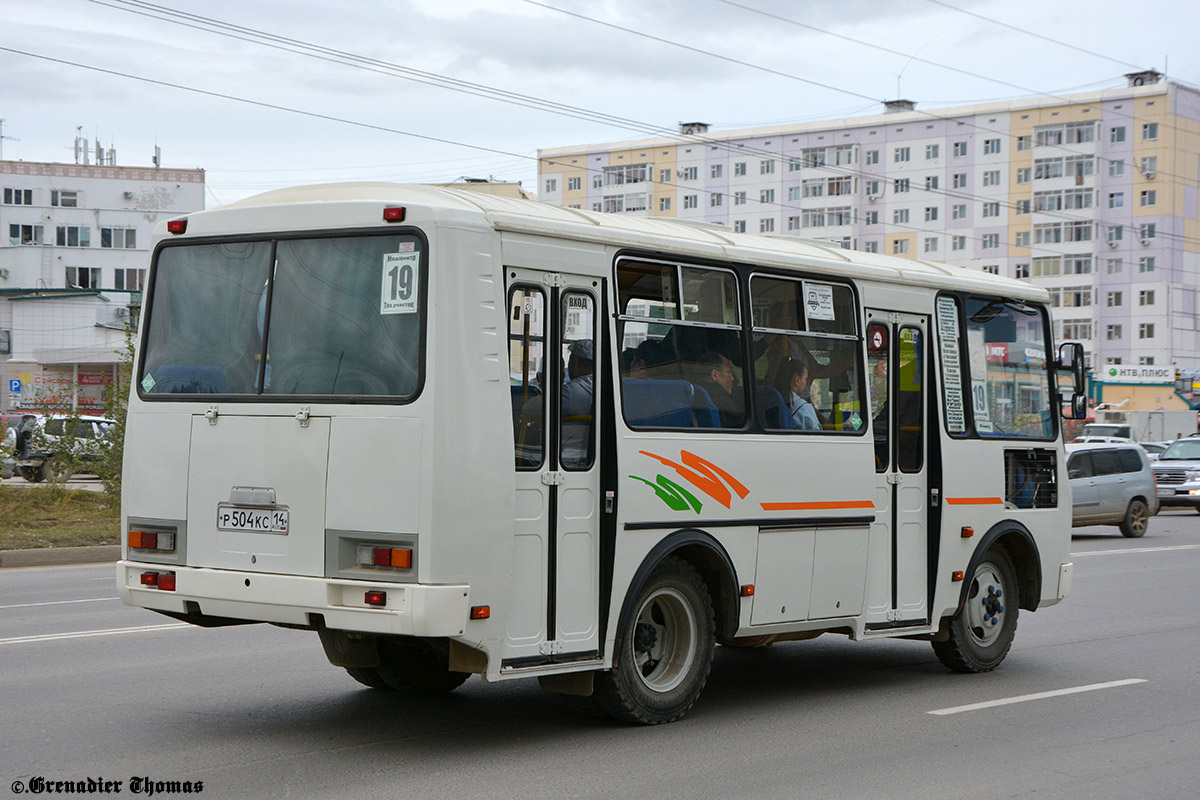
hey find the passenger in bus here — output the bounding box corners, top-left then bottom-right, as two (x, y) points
(696, 351), (745, 429)
(774, 358), (821, 431)
(561, 339), (595, 467)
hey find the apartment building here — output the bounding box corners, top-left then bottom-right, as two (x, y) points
(1, 147), (204, 411)
(537, 73), (1200, 372)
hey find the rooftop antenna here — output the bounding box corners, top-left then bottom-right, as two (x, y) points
(0, 119), (19, 161)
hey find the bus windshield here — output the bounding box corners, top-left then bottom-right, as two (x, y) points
(139, 233), (424, 400)
(964, 298), (1053, 439)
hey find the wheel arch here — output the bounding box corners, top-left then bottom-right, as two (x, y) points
(959, 521), (1043, 613)
(613, 529), (739, 665)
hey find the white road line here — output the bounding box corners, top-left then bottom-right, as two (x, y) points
(0, 597), (117, 610)
(928, 679), (1147, 716)
(0, 623), (191, 646)
(1072, 544), (1200, 557)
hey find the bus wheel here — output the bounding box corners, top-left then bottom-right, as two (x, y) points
(595, 556), (714, 724)
(932, 547), (1019, 673)
(1119, 499), (1149, 538)
(343, 667), (390, 689)
(376, 641), (470, 694)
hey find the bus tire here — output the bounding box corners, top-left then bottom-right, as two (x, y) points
(932, 547), (1019, 673)
(344, 667), (390, 690)
(1119, 499), (1149, 538)
(376, 641), (470, 695)
(595, 556), (714, 725)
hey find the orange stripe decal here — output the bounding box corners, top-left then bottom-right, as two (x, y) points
(945, 497), (1004, 506)
(760, 500), (875, 511)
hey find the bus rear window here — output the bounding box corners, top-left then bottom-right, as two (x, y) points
(140, 233), (424, 400)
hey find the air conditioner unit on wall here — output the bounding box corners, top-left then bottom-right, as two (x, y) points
(115, 306), (128, 318)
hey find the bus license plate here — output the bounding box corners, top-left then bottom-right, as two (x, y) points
(217, 505), (289, 534)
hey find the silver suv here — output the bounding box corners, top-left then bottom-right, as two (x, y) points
(1150, 437), (1200, 512)
(1067, 442), (1159, 537)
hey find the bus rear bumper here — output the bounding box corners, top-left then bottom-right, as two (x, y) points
(116, 561), (471, 637)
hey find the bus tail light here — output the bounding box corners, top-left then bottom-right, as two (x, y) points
(382, 207), (406, 223)
(139, 571), (176, 591)
(356, 545), (412, 570)
(129, 529), (176, 551)
(166, 218), (188, 234)
(364, 591), (387, 607)
(470, 605), (490, 620)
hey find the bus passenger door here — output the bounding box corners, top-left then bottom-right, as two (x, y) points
(866, 311), (929, 627)
(506, 270), (601, 663)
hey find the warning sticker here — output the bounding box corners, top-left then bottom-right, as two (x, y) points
(381, 251), (420, 315)
(803, 282), (836, 322)
(141, 373), (156, 393)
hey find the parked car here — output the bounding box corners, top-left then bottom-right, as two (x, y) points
(1150, 438), (1200, 512)
(1139, 441), (1170, 461)
(1066, 442), (1158, 537)
(12, 414), (115, 482)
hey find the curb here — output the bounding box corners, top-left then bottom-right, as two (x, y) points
(0, 545), (121, 568)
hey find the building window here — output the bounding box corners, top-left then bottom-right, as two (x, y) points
(56, 225), (91, 248)
(1065, 255), (1093, 274)
(828, 176), (852, 196)
(602, 196), (625, 213)
(952, 173), (967, 189)
(1138, 356), (1155, 365)
(760, 217), (775, 233)
(893, 178), (910, 193)
(983, 138), (1001, 155)
(1015, 199), (1030, 215)
(681, 166), (698, 181)
(1107, 258), (1123, 274)
(1016, 167), (1030, 184)
(1142, 122), (1158, 140)
(683, 194), (698, 210)
(788, 158), (804, 172)
(760, 159), (775, 174)
(659, 197), (671, 212)
(593, 175), (603, 189)
(733, 220), (746, 233)
(760, 189), (775, 204)
(925, 144), (939, 159)
(1139, 323), (1155, 339)
(1140, 223), (1156, 242)
(1110, 126), (1126, 143)
(924, 206), (938, 222)
(1015, 263), (1030, 279)
(1109, 192), (1124, 208)
(864, 210), (878, 225)
(603, 164), (648, 186)
(951, 204), (966, 220)
(1139, 256), (1156, 272)
(1032, 256), (1061, 276)
(1139, 289), (1155, 306)
(100, 227), (136, 249)
(863, 241), (879, 253)
(1140, 189), (1157, 206)
(894, 146), (911, 162)
(925, 175), (939, 190)
(2, 188), (33, 205)
(734, 162), (747, 177)
(710, 193), (723, 207)
(828, 207), (852, 226)
(1141, 156), (1158, 175)
(802, 179), (825, 198)
(711, 164), (723, 179)
(982, 264), (999, 275)
(982, 170), (1000, 187)
(1017, 135), (1031, 151)
(953, 141), (967, 157)
(864, 180), (880, 196)
(787, 216), (801, 231)
(65, 266), (101, 289)
(892, 238), (909, 255)
(1062, 286), (1092, 307)
(1109, 159), (1124, 176)
(50, 190), (79, 207)
(893, 209), (910, 224)
(1106, 324), (1122, 340)
(924, 237), (939, 253)
(865, 150), (879, 165)
(981, 233), (999, 249)
(114, 268), (145, 291)
(1108, 225), (1123, 244)
(1015, 231), (1030, 247)
(544, 178), (557, 193)
(952, 235), (966, 251)
(9, 223), (44, 245)
(734, 191), (747, 205)
(787, 186), (802, 201)
(1107, 291), (1122, 307)
(567, 177), (581, 191)
(1062, 320), (1092, 340)
(982, 201), (1000, 218)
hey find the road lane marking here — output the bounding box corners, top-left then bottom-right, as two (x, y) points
(0, 597), (117, 610)
(1072, 544), (1200, 557)
(0, 623), (190, 646)
(928, 679), (1147, 716)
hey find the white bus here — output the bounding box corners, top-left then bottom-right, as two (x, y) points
(118, 184), (1085, 724)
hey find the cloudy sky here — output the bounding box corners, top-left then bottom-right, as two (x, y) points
(3, 0), (1198, 207)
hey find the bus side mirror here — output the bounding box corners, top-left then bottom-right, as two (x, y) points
(1057, 342), (1085, 394)
(1061, 393), (1087, 420)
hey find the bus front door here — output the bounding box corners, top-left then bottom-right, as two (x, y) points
(866, 311), (929, 627)
(506, 270), (601, 664)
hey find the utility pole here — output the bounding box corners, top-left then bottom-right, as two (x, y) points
(0, 119), (19, 161)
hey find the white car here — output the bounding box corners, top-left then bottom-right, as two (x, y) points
(13, 414), (115, 482)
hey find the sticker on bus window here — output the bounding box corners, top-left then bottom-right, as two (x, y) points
(802, 282), (836, 322)
(381, 251), (420, 315)
(935, 297), (966, 434)
(141, 373), (156, 392)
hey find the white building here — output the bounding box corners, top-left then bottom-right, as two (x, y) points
(1, 150), (204, 412)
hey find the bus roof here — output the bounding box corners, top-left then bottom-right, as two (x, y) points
(202, 182), (1046, 303)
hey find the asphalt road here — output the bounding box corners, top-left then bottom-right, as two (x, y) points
(2, 513), (1198, 800)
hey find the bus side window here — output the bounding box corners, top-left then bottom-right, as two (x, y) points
(509, 286), (547, 469)
(867, 322), (889, 470)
